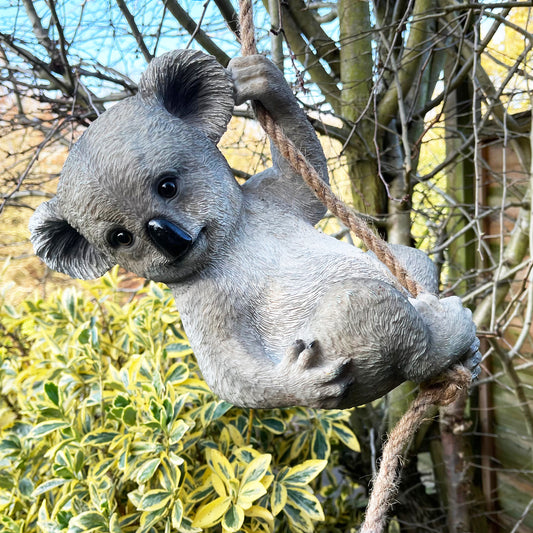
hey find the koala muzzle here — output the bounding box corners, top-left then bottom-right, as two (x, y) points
(146, 218), (193, 260)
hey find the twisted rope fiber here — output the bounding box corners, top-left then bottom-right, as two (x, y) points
(359, 366), (471, 532)
(237, 1), (471, 531)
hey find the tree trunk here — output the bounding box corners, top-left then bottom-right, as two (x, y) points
(339, 0), (383, 216)
(444, 74), (476, 294)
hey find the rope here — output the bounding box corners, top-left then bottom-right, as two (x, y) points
(359, 367), (471, 533)
(237, 1), (424, 298)
(259, 109), (423, 297)
(236, 1), (471, 531)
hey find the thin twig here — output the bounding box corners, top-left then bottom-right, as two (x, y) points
(116, 0), (154, 63)
(185, 0), (211, 50)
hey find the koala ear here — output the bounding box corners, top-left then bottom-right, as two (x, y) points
(138, 49), (234, 143)
(29, 198), (115, 280)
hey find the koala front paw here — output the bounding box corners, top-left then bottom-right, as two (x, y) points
(227, 55), (294, 112)
(285, 339), (322, 368)
(461, 337), (482, 379)
(281, 340), (354, 409)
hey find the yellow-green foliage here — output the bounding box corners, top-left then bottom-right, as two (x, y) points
(0, 269), (361, 533)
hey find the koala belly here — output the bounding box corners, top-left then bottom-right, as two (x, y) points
(250, 267), (387, 359)
(256, 271), (415, 361)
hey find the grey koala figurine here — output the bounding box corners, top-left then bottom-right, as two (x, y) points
(29, 50), (480, 409)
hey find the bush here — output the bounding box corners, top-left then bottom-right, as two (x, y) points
(0, 269), (363, 532)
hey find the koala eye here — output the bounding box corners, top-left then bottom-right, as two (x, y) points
(108, 229), (134, 248)
(157, 175), (179, 199)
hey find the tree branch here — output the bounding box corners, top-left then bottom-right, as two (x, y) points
(47, 0), (74, 87)
(263, 0), (341, 112)
(116, 0), (154, 63)
(21, 0), (59, 62)
(285, 0), (340, 78)
(377, 0), (433, 126)
(163, 0), (231, 66)
(213, 0), (240, 40)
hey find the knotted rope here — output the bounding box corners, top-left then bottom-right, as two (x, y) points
(237, 1), (471, 531)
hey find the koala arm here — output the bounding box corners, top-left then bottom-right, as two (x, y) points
(189, 329), (351, 409)
(382, 249), (481, 378)
(305, 278), (479, 406)
(180, 277), (479, 410)
(228, 55), (329, 225)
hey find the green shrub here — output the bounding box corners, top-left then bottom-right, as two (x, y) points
(0, 269), (363, 532)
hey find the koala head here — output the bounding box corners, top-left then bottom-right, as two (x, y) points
(30, 50), (242, 283)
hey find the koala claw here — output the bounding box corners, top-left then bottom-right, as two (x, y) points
(317, 361), (355, 409)
(280, 341), (353, 407)
(300, 340), (321, 367)
(462, 337), (482, 380)
(285, 338), (321, 367)
(286, 339), (306, 360)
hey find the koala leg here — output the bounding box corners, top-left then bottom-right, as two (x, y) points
(405, 293), (478, 381)
(301, 278), (479, 406)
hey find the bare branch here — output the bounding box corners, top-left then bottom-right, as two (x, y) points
(285, 0), (340, 78)
(163, 0), (231, 66)
(377, 0), (434, 126)
(116, 0), (154, 63)
(213, 0), (240, 40)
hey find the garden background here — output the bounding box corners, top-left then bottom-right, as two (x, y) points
(1, 1), (533, 531)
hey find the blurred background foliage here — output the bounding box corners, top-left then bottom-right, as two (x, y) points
(0, 270), (362, 532)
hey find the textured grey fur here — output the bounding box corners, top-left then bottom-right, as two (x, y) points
(29, 50), (480, 408)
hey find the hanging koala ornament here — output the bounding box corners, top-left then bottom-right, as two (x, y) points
(29, 50), (481, 409)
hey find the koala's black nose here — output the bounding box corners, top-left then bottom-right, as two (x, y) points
(146, 218), (193, 260)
